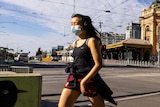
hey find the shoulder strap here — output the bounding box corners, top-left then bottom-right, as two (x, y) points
(71, 40), (78, 49)
(75, 40), (77, 47)
(85, 38), (90, 46)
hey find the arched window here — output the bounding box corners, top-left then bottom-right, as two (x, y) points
(144, 25), (150, 40)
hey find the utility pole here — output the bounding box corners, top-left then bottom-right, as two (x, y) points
(98, 20), (103, 39)
(99, 20), (103, 30)
(73, 0), (75, 13)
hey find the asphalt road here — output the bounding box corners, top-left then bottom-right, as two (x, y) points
(29, 61), (160, 107)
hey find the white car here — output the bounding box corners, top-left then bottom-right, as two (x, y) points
(14, 53), (29, 62)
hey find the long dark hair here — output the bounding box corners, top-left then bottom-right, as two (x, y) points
(71, 14), (101, 43)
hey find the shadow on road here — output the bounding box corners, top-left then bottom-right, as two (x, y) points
(27, 63), (67, 68)
(7, 62), (67, 68)
(41, 93), (61, 97)
(41, 100), (58, 107)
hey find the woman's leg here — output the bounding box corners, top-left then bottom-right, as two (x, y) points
(88, 94), (105, 107)
(58, 88), (81, 107)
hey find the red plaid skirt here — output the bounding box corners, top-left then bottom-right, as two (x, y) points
(64, 74), (97, 97)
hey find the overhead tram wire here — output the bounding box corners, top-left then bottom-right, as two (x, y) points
(105, 0), (138, 18)
(99, 0), (133, 16)
(92, 0), (136, 22)
(1, 0), (141, 22)
(1, 0), (108, 22)
(109, 0), (129, 10)
(47, 0), (140, 27)
(1, 0), (139, 35)
(0, 7), (71, 32)
(0, 2), (71, 23)
(41, 0), (111, 12)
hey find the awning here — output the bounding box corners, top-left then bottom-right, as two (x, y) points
(106, 38), (152, 49)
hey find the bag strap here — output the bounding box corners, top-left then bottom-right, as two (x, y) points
(85, 38), (90, 46)
(72, 56), (79, 65)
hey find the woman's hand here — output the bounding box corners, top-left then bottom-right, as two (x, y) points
(80, 80), (87, 95)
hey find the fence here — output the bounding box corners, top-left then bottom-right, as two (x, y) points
(0, 65), (33, 73)
(0, 64), (10, 71)
(104, 59), (160, 67)
(0, 56), (5, 64)
(10, 66), (33, 73)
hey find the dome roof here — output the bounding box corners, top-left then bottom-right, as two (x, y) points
(149, 0), (160, 8)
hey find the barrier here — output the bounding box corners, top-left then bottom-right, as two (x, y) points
(42, 57), (52, 62)
(10, 66), (33, 73)
(0, 56), (5, 64)
(104, 59), (160, 67)
(0, 64), (10, 71)
(0, 72), (42, 107)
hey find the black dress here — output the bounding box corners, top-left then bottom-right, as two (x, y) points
(65, 39), (117, 105)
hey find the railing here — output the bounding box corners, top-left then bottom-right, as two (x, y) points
(10, 66), (33, 73)
(104, 59), (160, 67)
(0, 64), (10, 71)
(0, 65), (33, 73)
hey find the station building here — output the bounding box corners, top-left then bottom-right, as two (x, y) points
(106, 0), (160, 62)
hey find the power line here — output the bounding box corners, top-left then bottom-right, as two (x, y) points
(109, 0), (129, 10)
(41, 0), (109, 12)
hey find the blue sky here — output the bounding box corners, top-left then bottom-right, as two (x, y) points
(0, 0), (155, 56)
(0, 15), (54, 36)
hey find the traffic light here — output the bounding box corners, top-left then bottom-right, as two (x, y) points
(102, 45), (107, 59)
(102, 45), (106, 51)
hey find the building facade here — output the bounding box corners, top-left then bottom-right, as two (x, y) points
(140, 0), (160, 62)
(101, 32), (125, 45)
(126, 23), (141, 40)
(105, 0), (160, 63)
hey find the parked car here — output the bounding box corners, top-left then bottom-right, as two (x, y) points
(52, 56), (58, 61)
(14, 53), (29, 62)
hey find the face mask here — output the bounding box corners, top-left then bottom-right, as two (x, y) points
(71, 26), (82, 35)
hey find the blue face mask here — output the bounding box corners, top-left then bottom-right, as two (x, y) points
(71, 26), (82, 35)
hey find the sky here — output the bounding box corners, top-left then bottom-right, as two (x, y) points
(0, 0), (155, 56)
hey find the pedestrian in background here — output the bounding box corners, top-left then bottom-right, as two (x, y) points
(58, 13), (117, 107)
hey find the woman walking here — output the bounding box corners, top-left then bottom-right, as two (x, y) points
(58, 13), (117, 107)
